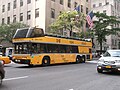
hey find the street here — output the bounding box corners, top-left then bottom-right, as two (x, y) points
(0, 61), (120, 90)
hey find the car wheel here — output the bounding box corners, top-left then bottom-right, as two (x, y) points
(0, 74), (2, 86)
(97, 68), (103, 73)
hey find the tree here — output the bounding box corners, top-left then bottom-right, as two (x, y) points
(0, 22), (28, 43)
(92, 12), (120, 52)
(49, 11), (85, 36)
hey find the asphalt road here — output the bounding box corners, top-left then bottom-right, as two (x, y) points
(0, 61), (120, 90)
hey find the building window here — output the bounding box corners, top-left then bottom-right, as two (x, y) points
(99, 3), (102, 6)
(106, 2), (109, 5)
(2, 5), (5, 13)
(27, 0), (31, 4)
(115, 40), (117, 46)
(13, 0), (17, 9)
(51, 0), (55, 2)
(51, 8), (55, 18)
(7, 17), (10, 24)
(93, 4), (96, 8)
(20, 13), (23, 21)
(74, 2), (77, 8)
(86, 0), (88, 2)
(35, 8), (39, 18)
(103, 10), (106, 14)
(27, 11), (31, 20)
(8, 3), (10, 11)
(2, 18), (5, 25)
(112, 39), (114, 45)
(81, 5), (83, 12)
(60, 0), (63, 5)
(68, 0), (71, 8)
(86, 7), (88, 14)
(20, 0), (23, 7)
(13, 15), (16, 23)
(60, 11), (62, 14)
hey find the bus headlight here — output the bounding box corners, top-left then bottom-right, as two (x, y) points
(15, 60), (21, 62)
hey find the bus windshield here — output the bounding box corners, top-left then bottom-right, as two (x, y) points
(14, 43), (31, 54)
(13, 27), (44, 39)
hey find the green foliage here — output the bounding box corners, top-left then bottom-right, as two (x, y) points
(92, 12), (120, 51)
(49, 11), (85, 36)
(0, 22), (28, 43)
(75, 30), (94, 39)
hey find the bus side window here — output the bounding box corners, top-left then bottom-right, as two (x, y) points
(31, 43), (37, 54)
(59, 45), (66, 53)
(71, 46), (78, 53)
(40, 44), (46, 53)
(66, 46), (72, 53)
(53, 46), (59, 53)
(46, 44), (52, 53)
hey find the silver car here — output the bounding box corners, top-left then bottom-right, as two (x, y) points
(97, 50), (120, 73)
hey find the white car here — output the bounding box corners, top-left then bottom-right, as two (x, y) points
(97, 50), (120, 73)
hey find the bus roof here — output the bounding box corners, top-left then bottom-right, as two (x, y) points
(12, 27), (92, 47)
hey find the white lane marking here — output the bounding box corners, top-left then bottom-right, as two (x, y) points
(86, 61), (97, 63)
(69, 89), (74, 90)
(3, 76), (29, 81)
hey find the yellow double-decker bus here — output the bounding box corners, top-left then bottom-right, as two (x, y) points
(12, 27), (92, 66)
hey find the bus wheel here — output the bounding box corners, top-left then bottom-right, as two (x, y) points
(42, 57), (50, 66)
(82, 56), (86, 63)
(76, 56), (82, 63)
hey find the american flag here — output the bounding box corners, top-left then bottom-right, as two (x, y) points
(86, 11), (94, 29)
(74, 5), (80, 12)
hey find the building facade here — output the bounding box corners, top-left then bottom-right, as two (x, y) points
(91, 0), (120, 51)
(0, 0), (91, 34)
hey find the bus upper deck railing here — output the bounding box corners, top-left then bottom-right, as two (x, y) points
(44, 33), (91, 42)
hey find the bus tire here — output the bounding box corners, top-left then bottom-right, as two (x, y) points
(76, 56), (82, 63)
(42, 57), (50, 66)
(82, 56), (86, 63)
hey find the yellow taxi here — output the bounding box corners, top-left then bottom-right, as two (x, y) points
(0, 56), (11, 64)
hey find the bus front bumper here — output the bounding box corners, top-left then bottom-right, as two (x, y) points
(12, 59), (30, 64)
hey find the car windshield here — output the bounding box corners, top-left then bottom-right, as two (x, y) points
(109, 51), (120, 57)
